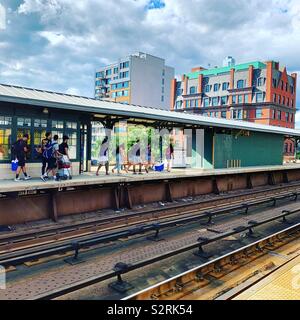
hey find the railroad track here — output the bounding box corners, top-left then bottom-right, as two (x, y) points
(1, 182), (300, 258)
(27, 204), (300, 300)
(124, 221), (300, 300)
(0, 184), (300, 268)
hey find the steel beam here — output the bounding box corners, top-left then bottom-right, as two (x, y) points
(50, 191), (58, 222)
(212, 177), (220, 195)
(165, 181), (173, 202)
(246, 174), (253, 189)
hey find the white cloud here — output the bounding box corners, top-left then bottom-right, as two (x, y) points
(0, 4), (6, 30)
(0, 0), (298, 102)
(65, 87), (81, 95)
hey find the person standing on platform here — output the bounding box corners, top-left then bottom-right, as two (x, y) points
(131, 139), (142, 175)
(41, 134), (59, 181)
(143, 143), (152, 173)
(40, 132), (52, 179)
(13, 133), (32, 181)
(59, 135), (70, 158)
(96, 136), (109, 176)
(166, 139), (175, 172)
(112, 143), (127, 174)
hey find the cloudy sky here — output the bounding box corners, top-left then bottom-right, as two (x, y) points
(0, 0), (299, 124)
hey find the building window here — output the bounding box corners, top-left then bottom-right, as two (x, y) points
(204, 85), (211, 93)
(203, 98), (210, 107)
(271, 109), (276, 119)
(96, 72), (104, 78)
(195, 100), (199, 108)
(106, 69), (112, 76)
(272, 79), (277, 88)
(237, 80), (244, 89)
(291, 99), (294, 107)
(0, 128), (11, 160)
(120, 61), (129, 69)
(290, 85), (294, 94)
(244, 95), (249, 103)
(212, 97), (219, 106)
(291, 114), (294, 122)
(278, 95), (281, 104)
(34, 119), (47, 128)
(280, 81), (284, 90)
(232, 95), (237, 104)
(66, 122), (77, 130)
(222, 82), (229, 91)
(175, 101), (182, 109)
(221, 96), (227, 105)
(282, 96), (285, 105)
(273, 94), (276, 103)
(0, 116), (12, 126)
(232, 109), (243, 120)
(287, 98), (289, 106)
(113, 67), (119, 74)
(213, 83), (220, 92)
(221, 111), (227, 118)
(255, 109), (262, 118)
(256, 93), (263, 103)
(190, 86), (196, 94)
(238, 95), (243, 104)
(257, 77), (266, 86)
(17, 118), (31, 127)
(161, 95), (164, 102)
(277, 110), (281, 120)
(176, 82), (182, 97)
(286, 112), (289, 122)
(52, 120), (64, 129)
(119, 71), (129, 79)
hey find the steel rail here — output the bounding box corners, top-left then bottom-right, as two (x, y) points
(0, 190), (298, 267)
(1, 181), (299, 245)
(124, 221), (300, 300)
(32, 206), (300, 300)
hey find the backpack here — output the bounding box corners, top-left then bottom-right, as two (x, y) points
(43, 141), (57, 159)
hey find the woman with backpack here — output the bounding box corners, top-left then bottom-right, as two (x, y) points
(41, 134), (60, 181)
(36, 132), (52, 180)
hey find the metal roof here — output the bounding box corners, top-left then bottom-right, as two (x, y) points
(0, 83), (299, 137)
(186, 61), (267, 79)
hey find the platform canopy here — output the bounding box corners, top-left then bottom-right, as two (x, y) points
(0, 83), (299, 137)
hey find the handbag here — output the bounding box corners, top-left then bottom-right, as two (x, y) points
(11, 159), (19, 172)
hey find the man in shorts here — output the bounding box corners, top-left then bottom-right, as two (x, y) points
(13, 133), (32, 182)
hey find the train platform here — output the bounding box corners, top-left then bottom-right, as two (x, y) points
(1, 164), (300, 227)
(1, 164), (300, 194)
(235, 254), (300, 300)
